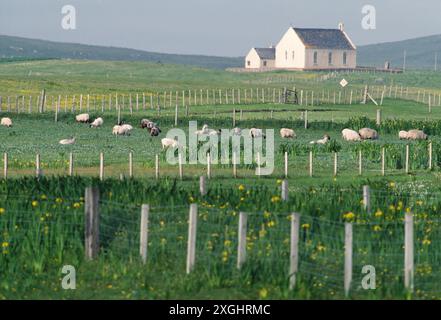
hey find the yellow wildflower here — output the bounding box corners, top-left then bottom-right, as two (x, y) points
(41, 194), (47, 200)
(259, 288), (268, 299)
(343, 212), (355, 221)
(373, 225), (382, 232)
(301, 223), (310, 229)
(0, 208), (5, 215)
(55, 198), (63, 204)
(238, 184), (245, 191)
(73, 202), (81, 209)
(31, 201), (38, 207)
(374, 209), (383, 218)
(1, 242), (9, 248)
(423, 239), (431, 246)
(267, 220), (276, 228)
(271, 196), (281, 203)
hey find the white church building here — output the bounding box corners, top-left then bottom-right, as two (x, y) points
(245, 23), (357, 71)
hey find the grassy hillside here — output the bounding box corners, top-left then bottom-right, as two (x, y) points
(358, 34), (441, 70)
(0, 35), (242, 70)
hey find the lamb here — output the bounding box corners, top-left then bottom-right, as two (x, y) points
(310, 134), (331, 145)
(112, 124), (132, 136)
(359, 128), (379, 140)
(90, 117), (104, 128)
(249, 128), (265, 138)
(149, 126), (161, 137)
(161, 138), (180, 149)
(399, 131), (408, 140)
(140, 119), (152, 129)
(1, 117), (12, 127)
(342, 129), (361, 142)
(280, 128), (296, 139)
(75, 113), (90, 123)
(407, 129), (427, 140)
(59, 137), (76, 145)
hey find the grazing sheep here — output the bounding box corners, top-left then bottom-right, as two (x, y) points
(75, 113), (90, 123)
(249, 128), (265, 138)
(161, 138), (180, 149)
(359, 128), (379, 140)
(1, 117), (12, 127)
(112, 124), (132, 136)
(232, 127), (242, 136)
(121, 124), (133, 135)
(140, 119), (152, 129)
(90, 117), (104, 128)
(310, 134), (331, 145)
(280, 128), (296, 139)
(59, 137), (76, 145)
(342, 129), (361, 142)
(208, 129), (221, 136)
(399, 131), (408, 140)
(407, 129), (427, 140)
(195, 124), (209, 136)
(149, 126), (161, 137)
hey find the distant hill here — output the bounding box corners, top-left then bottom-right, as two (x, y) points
(0, 34), (243, 70)
(357, 34), (441, 70)
(2, 33), (441, 71)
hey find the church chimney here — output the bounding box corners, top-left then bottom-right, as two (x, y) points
(338, 22), (344, 31)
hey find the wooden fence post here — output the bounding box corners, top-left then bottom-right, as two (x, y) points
(358, 150), (362, 175)
(99, 152), (104, 180)
(237, 212), (248, 270)
(309, 151), (313, 177)
(36, 154), (41, 178)
(333, 152), (338, 176)
(381, 147), (385, 176)
(140, 204), (149, 264)
(363, 185), (371, 213)
(233, 151), (237, 178)
(129, 152), (133, 178)
(304, 110), (308, 129)
(289, 212), (300, 290)
(281, 179), (288, 201)
(376, 109), (381, 126)
(3, 153), (8, 179)
(85, 187), (100, 260)
(344, 223), (353, 297)
(186, 204), (198, 274)
(155, 154), (159, 180)
(429, 141), (433, 170)
(178, 152), (183, 180)
(199, 176), (207, 196)
(207, 153), (211, 179)
(69, 153), (74, 176)
(175, 104), (178, 126)
(405, 145), (410, 174)
(284, 152), (288, 178)
(404, 212), (414, 293)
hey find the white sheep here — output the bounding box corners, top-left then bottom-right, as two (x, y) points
(359, 128), (379, 140)
(280, 128), (296, 139)
(90, 117), (104, 128)
(232, 127), (242, 136)
(112, 124), (132, 136)
(407, 129), (427, 140)
(250, 128), (265, 138)
(399, 131), (408, 140)
(1, 117), (12, 127)
(342, 129), (361, 142)
(75, 113), (90, 123)
(161, 138), (180, 149)
(59, 137), (76, 145)
(195, 124), (209, 135)
(310, 134), (331, 145)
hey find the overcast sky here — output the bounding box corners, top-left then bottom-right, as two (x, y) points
(1, 0), (440, 57)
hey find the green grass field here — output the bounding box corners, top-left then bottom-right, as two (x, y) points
(2, 59), (441, 300)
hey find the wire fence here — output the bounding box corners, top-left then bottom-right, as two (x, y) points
(1, 185), (441, 299)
